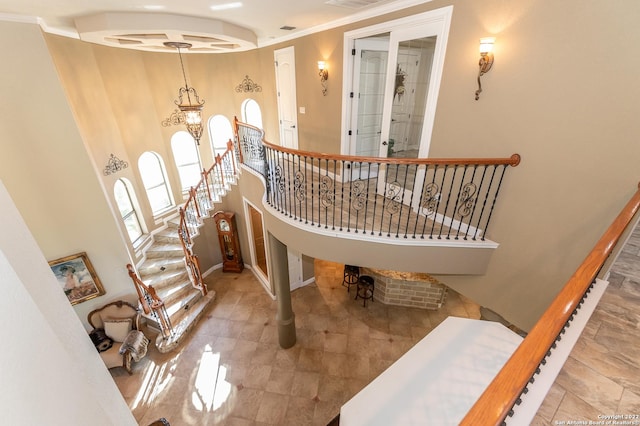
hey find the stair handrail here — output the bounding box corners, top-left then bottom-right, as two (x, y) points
(176, 142), (238, 296)
(126, 263), (173, 339)
(461, 183), (640, 425)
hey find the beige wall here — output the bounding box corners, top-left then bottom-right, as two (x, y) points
(0, 21), (135, 423)
(0, 21), (134, 327)
(14, 0), (640, 331)
(0, 182), (135, 425)
(424, 0), (640, 330)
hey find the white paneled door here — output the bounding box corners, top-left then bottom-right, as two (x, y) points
(274, 46), (299, 149)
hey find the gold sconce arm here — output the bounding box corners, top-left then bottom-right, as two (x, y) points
(475, 37), (495, 101)
(318, 61), (329, 96)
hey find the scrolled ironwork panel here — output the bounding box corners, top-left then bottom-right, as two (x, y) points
(421, 182), (440, 217)
(275, 164), (286, 194)
(457, 181), (477, 218)
(384, 181), (402, 215)
(319, 175), (335, 209)
(294, 170), (306, 203)
(351, 180), (367, 211)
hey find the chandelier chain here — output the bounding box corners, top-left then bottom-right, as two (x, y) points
(176, 46), (194, 106)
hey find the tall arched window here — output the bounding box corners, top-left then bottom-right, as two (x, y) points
(241, 99), (263, 129)
(114, 179), (144, 243)
(171, 131), (202, 191)
(208, 114), (234, 158)
(138, 151), (174, 215)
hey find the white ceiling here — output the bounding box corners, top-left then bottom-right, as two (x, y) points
(0, 0), (430, 52)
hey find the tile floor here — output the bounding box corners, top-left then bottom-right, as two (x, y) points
(531, 224), (640, 424)
(113, 259), (481, 425)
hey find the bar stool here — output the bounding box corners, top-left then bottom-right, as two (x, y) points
(342, 264), (360, 293)
(355, 275), (374, 307)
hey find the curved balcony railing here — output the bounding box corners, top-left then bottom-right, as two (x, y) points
(234, 118), (520, 242)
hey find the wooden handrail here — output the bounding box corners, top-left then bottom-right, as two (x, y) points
(461, 183), (640, 425)
(175, 142), (237, 296)
(127, 263), (173, 338)
(126, 263), (163, 315)
(262, 138), (521, 167)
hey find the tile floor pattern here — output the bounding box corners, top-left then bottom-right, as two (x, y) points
(113, 259), (481, 425)
(532, 224), (640, 424)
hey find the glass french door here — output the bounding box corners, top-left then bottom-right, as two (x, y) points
(374, 26), (440, 203)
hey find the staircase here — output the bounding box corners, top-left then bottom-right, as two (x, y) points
(137, 217), (216, 353)
(127, 142), (240, 352)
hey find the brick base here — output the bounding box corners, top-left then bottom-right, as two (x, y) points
(361, 267), (447, 310)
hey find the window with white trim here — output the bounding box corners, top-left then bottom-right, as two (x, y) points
(171, 131), (202, 191)
(113, 178), (144, 243)
(241, 99), (263, 129)
(208, 114), (234, 158)
(138, 151), (174, 215)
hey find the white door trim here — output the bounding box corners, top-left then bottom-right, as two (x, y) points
(340, 5), (453, 156)
(274, 46), (299, 149)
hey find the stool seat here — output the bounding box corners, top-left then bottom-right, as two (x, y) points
(355, 275), (375, 307)
(343, 264), (360, 293)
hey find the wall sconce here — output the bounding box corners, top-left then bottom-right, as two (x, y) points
(475, 37), (495, 100)
(318, 61), (329, 96)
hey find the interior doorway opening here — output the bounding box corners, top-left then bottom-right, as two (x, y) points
(341, 6), (453, 161)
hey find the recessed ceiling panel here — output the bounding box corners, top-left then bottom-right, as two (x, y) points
(74, 12), (257, 53)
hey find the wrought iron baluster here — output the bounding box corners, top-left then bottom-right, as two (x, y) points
(414, 164), (430, 239)
(279, 151), (286, 213)
(273, 155), (282, 212)
(294, 155), (304, 221)
(291, 154), (298, 220)
(448, 164), (470, 239)
(351, 163), (367, 234)
(473, 165), (498, 240)
(285, 152), (291, 218)
(481, 164), (509, 241)
(339, 160), (345, 231)
(428, 165), (445, 238)
(265, 147), (273, 205)
(384, 161), (402, 237)
(399, 163), (414, 238)
(346, 162), (354, 232)
(372, 162), (380, 236)
(464, 165), (488, 240)
(303, 156), (309, 224)
(311, 157), (321, 226)
(331, 160), (337, 230)
(438, 165), (458, 239)
(361, 162), (371, 235)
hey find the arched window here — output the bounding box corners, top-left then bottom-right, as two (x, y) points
(241, 99), (263, 129)
(208, 114), (234, 158)
(114, 179), (144, 243)
(171, 131), (202, 191)
(138, 151), (174, 215)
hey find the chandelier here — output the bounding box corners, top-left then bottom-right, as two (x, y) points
(164, 41), (205, 144)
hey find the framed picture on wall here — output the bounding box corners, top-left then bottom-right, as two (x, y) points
(49, 252), (105, 305)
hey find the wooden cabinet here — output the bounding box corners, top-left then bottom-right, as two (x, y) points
(213, 211), (244, 273)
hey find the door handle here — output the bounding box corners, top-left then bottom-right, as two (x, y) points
(382, 141), (388, 146)
(291, 125), (296, 128)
